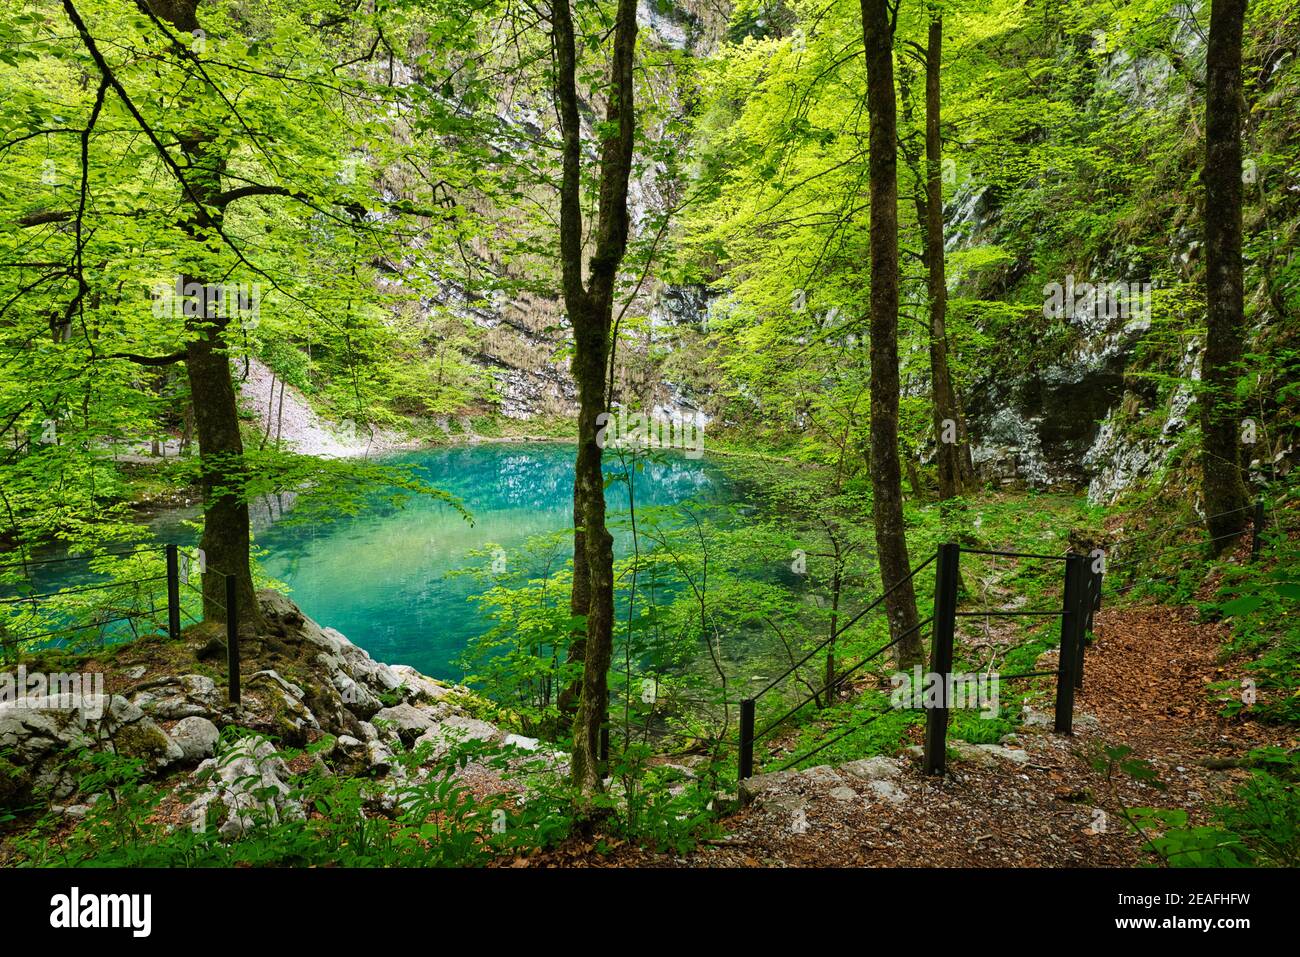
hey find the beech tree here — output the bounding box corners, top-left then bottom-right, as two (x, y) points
(4, 0), (490, 620)
(549, 0), (640, 792)
(1201, 0), (1251, 548)
(900, 9), (974, 502)
(861, 0), (923, 666)
(921, 14), (974, 500)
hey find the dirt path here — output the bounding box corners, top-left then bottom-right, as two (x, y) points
(530, 603), (1294, 867)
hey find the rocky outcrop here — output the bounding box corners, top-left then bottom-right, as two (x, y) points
(169, 716), (220, 762)
(183, 735), (303, 839)
(1, 591), (565, 829)
(0, 693), (182, 801)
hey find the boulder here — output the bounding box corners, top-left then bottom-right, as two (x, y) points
(131, 674), (221, 720)
(331, 732), (396, 776)
(800, 765), (844, 787)
(866, 778), (907, 804)
(841, 756), (903, 782)
(389, 665), (450, 704)
(169, 716), (220, 762)
(950, 740), (1000, 768)
(245, 670), (319, 743)
(0, 693), (180, 802)
(737, 768), (801, 806)
(333, 672), (382, 719)
(322, 627), (404, 693)
(414, 715), (502, 759)
(183, 736), (303, 839)
(372, 703), (440, 745)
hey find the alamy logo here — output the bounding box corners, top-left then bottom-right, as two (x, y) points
(152, 276), (261, 325)
(596, 407), (705, 459)
(1, 666), (105, 718)
(889, 666), (999, 719)
(1042, 275), (1151, 323)
(49, 887), (152, 937)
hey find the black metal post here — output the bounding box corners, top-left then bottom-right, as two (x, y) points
(738, 698), (755, 780)
(165, 544), (180, 640)
(1251, 497), (1266, 561)
(225, 573), (240, 705)
(1075, 571), (1090, 690)
(1076, 567), (1102, 690)
(1054, 554), (1085, 733)
(923, 543), (960, 775)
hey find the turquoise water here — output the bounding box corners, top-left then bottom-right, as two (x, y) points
(4, 443), (744, 679)
(244, 443), (737, 679)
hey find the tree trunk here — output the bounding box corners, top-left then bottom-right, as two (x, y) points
(186, 322), (259, 623)
(551, 0), (638, 793)
(861, 0), (923, 668)
(825, 556), (842, 700)
(570, 305), (616, 792)
(924, 16), (974, 500)
(556, 483), (590, 715)
(1201, 0), (1251, 549)
(147, 0), (261, 625)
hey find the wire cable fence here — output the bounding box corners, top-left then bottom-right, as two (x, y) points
(735, 553), (940, 779)
(0, 543), (246, 704)
(735, 540), (1101, 782)
(0, 544), (173, 659)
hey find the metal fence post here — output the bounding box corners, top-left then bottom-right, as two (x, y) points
(1054, 554), (1085, 733)
(1075, 571), (1090, 690)
(923, 543), (960, 775)
(738, 698), (755, 780)
(225, 573), (240, 705)
(1251, 497), (1266, 561)
(1076, 565), (1102, 689)
(165, 544), (181, 640)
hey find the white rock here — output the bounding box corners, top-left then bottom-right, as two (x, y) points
(868, 779), (907, 804)
(373, 703), (440, 743)
(414, 716), (502, 758)
(169, 716), (220, 762)
(183, 736), (302, 839)
(842, 756), (902, 781)
(390, 664), (450, 703)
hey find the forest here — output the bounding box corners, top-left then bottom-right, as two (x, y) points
(0, 0), (1297, 898)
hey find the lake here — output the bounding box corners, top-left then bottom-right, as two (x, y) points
(164, 442), (742, 679)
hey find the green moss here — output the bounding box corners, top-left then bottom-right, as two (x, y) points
(111, 722), (173, 763)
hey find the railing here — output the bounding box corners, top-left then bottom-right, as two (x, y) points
(736, 552), (938, 779)
(0, 545), (171, 651)
(0, 543), (244, 704)
(735, 482), (1295, 782)
(924, 543), (1096, 774)
(734, 541), (1097, 780)
(6, 481), (1291, 775)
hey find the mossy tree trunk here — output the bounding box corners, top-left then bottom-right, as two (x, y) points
(924, 15), (974, 500)
(551, 0), (639, 793)
(1201, 0), (1251, 550)
(861, 0), (923, 668)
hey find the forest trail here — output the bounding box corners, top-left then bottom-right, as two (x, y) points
(533, 602), (1294, 868)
